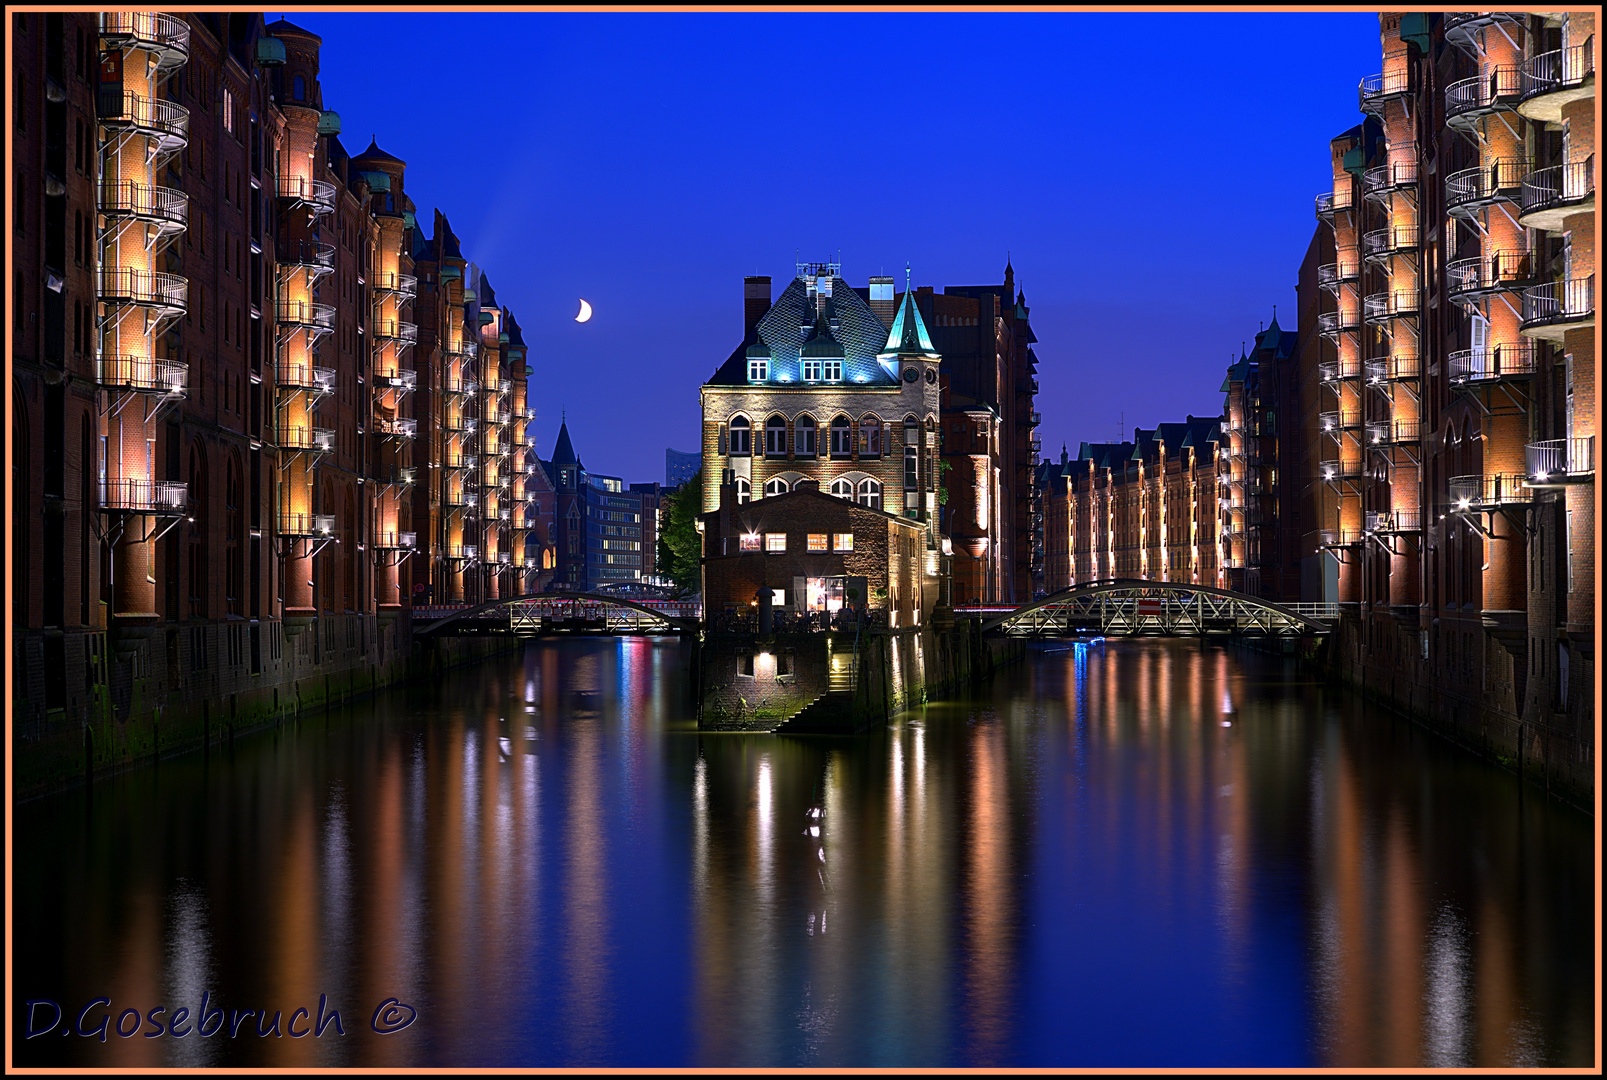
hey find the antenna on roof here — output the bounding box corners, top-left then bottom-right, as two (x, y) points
(905, 262), (911, 293)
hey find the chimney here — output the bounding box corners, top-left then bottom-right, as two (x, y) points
(744, 276), (772, 342)
(867, 276), (896, 327)
(719, 467), (737, 508)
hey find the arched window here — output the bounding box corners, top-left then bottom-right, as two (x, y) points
(830, 415), (852, 457)
(764, 477), (790, 497)
(860, 415), (882, 457)
(794, 415), (817, 457)
(830, 478), (854, 500)
(292, 74), (306, 101)
(735, 477), (751, 504)
(857, 478), (882, 510)
(765, 414), (788, 456)
(728, 415), (751, 456)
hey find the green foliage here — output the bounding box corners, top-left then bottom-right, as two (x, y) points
(657, 481), (703, 595)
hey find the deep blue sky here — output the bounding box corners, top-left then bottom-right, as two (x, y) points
(301, 11), (1382, 483)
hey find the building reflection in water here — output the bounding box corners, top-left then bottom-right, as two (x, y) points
(10, 637), (1595, 1068)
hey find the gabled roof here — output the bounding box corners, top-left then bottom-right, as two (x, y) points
(1077, 441), (1136, 470)
(705, 275), (902, 387)
(881, 288), (938, 357)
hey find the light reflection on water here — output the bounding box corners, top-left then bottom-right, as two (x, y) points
(12, 637), (1595, 1068)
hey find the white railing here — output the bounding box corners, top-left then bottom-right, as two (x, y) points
(1526, 437), (1594, 481)
(100, 478), (187, 514)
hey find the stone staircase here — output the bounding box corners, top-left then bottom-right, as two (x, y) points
(774, 690), (858, 734)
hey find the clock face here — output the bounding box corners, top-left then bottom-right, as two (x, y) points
(903, 368), (918, 383)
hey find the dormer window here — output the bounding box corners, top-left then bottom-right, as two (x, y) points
(748, 357), (768, 382)
(801, 359), (822, 382)
(823, 360), (842, 382)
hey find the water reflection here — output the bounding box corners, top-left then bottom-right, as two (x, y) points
(12, 637), (1594, 1068)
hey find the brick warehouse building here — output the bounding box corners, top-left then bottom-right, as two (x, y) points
(1306, 11), (1595, 801)
(10, 12), (544, 779)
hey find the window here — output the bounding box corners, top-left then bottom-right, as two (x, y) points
(293, 74), (306, 101)
(765, 533), (787, 553)
(861, 415), (882, 457)
(748, 356), (768, 382)
(808, 533), (828, 552)
(764, 477), (789, 497)
(823, 359), (842, 382)
(830, 478), (854, 500)
(735, 477), (750, 504)
(905, 445), (919, 490)
(801, 359), (822, 381)
(739, 533), (761, 552)
(833, 532), (854, 552)
(830, 415), (852, 456)
(222, 86), (234, 134)
(795, 415), (816, 456)
(858, 479), (882, 510)
(728, 415), (751, 455)
(765, 414), (787, 456)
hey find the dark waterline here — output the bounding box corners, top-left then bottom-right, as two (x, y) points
(12, 637), (1595, 1067)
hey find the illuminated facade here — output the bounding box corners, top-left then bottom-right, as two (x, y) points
(699, 263), (944, 543)
(11, 12), (540, 758)
(1307, 11), (1595, 796)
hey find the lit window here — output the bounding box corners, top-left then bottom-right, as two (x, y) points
(808, 533), (828, 552)
(823, 360), (842, 382)
(858, 479), (882, 510)
(765, 533), (787, 553)
(748, 357), (768, 382)
(735, 477), (751, 504)
(740, 533), (761, 552)
(801, 359), (822, 381)
(222, 87), (234, 133)
(728, 415), (751, 455)
(764, 477), (789, 497)
(833, 532), (854, 552)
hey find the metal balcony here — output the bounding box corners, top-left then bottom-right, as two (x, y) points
(1362, 225), (1418, 262)
(1443, 12), (1524, 51)
(1445, 159), (1527, 218)
(1517, 44), (1596, 124)
(1359, 68), (1416, 115)
(443, 448), (477, 469)
(98, 267), (188, 317)
(277, 240), (336, 281)
(1448, 343), (1536, 388)
(1520, 276), (1595, 340)
(275, 361), (335, 396)
(99, 355), (187, 396)
(1318, 528), (1364, 548)
(1519, 161), (1596, 232)
(1366, 508), (1422, 533)
(372, 319), (418, 345)
(1363, 159), (1419, 201)
(1315, 189), (1355, 222)
(1446, 252), (1535, 304)
(1320, 410), (1361, 434)
(444, 372), (477, 396)
(446, 544), (478, 563)
(275, 298), (336, 331)
(275, 424), (335, 454)
(100, 478), (187, 515)
(375, 417), (417, 440)
(1318, 308), (1360, 338)
(278, 175), (337, 215)
(1450, 473), (1531, 510)
(1363, 290), (1418, 323)
(99, 11), (190, 69)
(375, 369), (416, 393)
(279, 512), (337, 538)
(1525, 436), (1595, 485)
(374, 531), (417, 551)
(444, 489), (477, 509)
(497, 551), (513, 565)
(1365, 354), (1420, 384)
(1366, 419), (1422, 446)
(1445, 65), (1523, 129)
(101, 91), (189, 153)
(1320, 459), (1364, 482)
(1319, 358), (1362, 384)
(98, 180), (187, 236)
(1318, 252), (1361, 292)
(372, 271), (418, 300)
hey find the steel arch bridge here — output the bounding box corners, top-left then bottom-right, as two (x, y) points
(974, 580), (1336, 638)
(415, 593), (701, 637)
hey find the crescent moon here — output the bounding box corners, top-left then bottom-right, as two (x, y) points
(575, 299), (593, 323)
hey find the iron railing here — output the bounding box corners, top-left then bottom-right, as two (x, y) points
(371, 319), (418, 344)
(275, 361), (336, 394)
(1320, 410), (1361, 433)
(1366, 419), (1422, 446)
(98, 267), (188, 312)
(274, 424), (335, 452)
(100, 478), (187, 514)
(1319, 528), (1364, 547)
(1525, 437), (1595, 481)
(278, 175), (337, 211)
(1446, 252), (1535, 299)
(1318, 254), (1362, 289)
(1363, 225), (1418, 259)
(98, 179), (187, 228)
(1315, 190), (1354, 220)
(1521, 277), (1594, 330)
(1319, 358), (1362, 383)
(278, 239), (336, 271)
(1445, 65), (1523, 124)
(1366, 354), (1420, 383)
(1363, 159), (1419, 198)
(1520, 44), (1595, 103)
(275, 298), (337, 329)
(278, 512), (336, 537)
(1359, 68), (1416, 113)
(1520, 161), (1595, 225)
(374, 417), (417, 439)
(1448, 343), (1536, 386)
(1366, 508), (1422, 533)
(1318, 309), (1360, 335)
(1450, 474), (1531, 508)
(371, 271), (418, 298)
(99, 12), (191, 62)
(99, 355), (187, 395)
(374, 531), (417, 550)
(102, 91), (189, 143)
(1445, 159), (1528, 214)
(1363, 290), (1418, 321)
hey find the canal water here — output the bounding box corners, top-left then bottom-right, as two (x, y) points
(12, 637), (1595, 1068)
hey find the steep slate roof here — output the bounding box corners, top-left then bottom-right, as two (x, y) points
(1077, 441), (1136, 470)
(705, 276), (902, 387)
(882, 288), (938, 356)
(551, 419), (580, 467)
(479, 274), (498, 309)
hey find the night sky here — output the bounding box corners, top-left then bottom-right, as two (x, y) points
(301, 11), (1382, 484)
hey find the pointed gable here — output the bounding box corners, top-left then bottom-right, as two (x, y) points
(880, 288), (938, 357)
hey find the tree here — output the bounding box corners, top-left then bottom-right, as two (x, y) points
(657, 481), (703, 596)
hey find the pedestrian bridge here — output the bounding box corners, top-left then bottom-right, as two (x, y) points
(960, 581), (1336, 638)
(414, 594), (701, 637)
